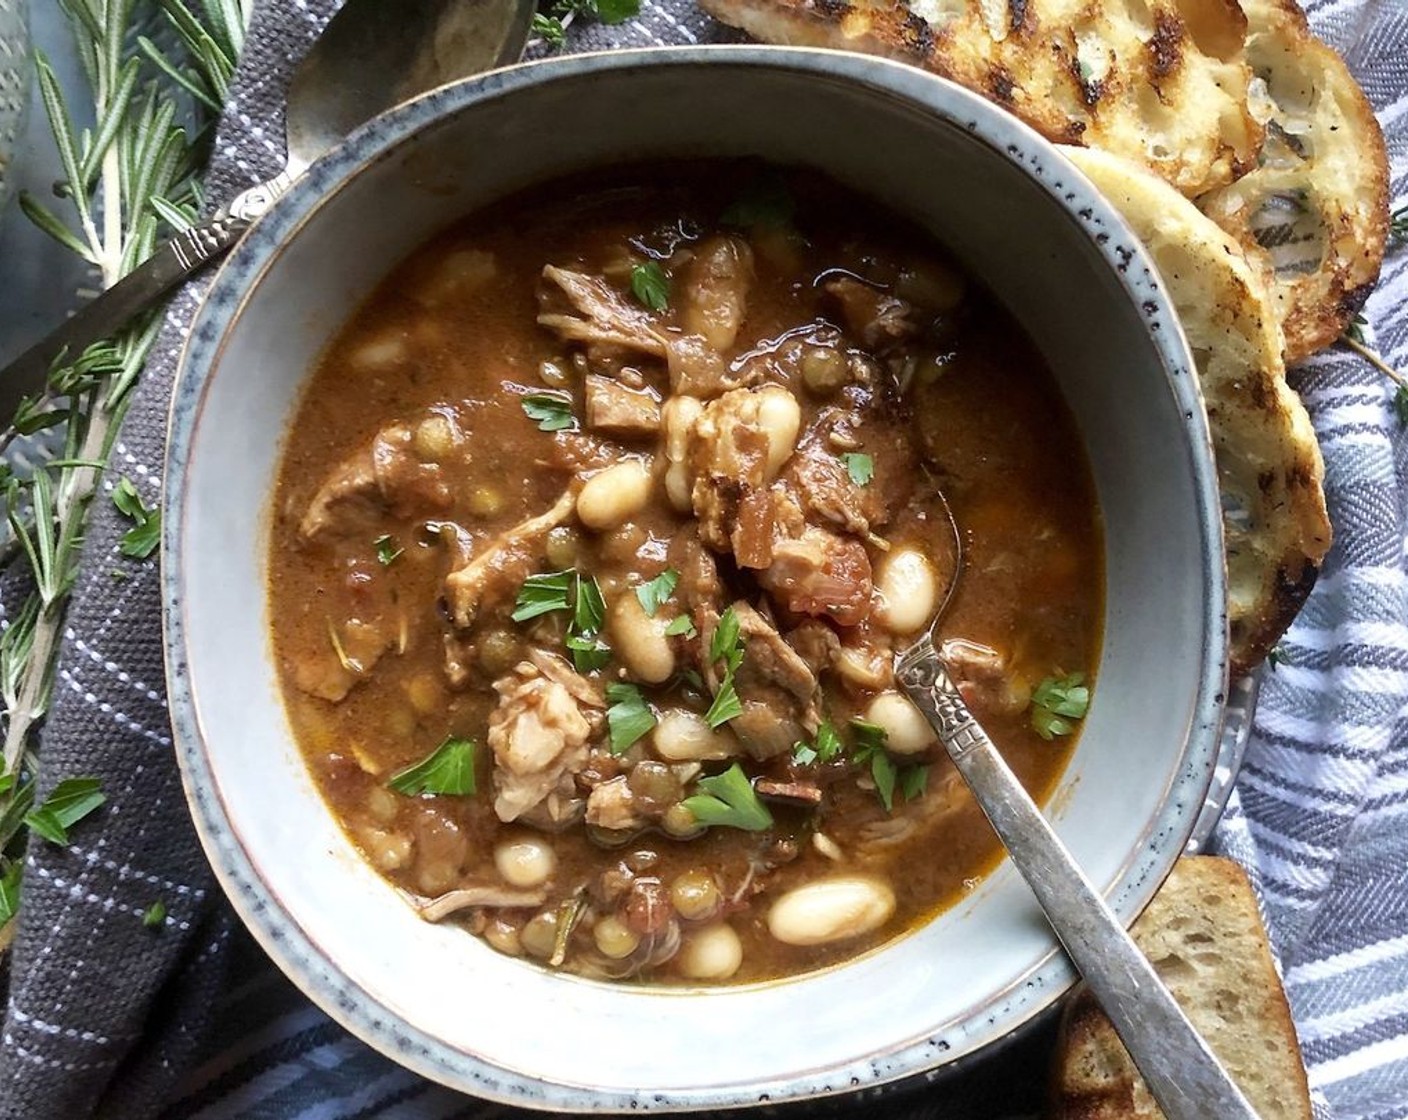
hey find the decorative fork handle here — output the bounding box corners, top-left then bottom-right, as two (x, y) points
(0, 171), (294, 419)
(896, 638), (1262, 1120)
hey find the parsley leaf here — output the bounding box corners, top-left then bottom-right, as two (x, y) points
(112, 477), (161, 559)
(373, 534), (403, 566)
(682, 763), (774, 831)
(24, 777), (105, 845)
(522, 391), (576, 432)
(142, 900), (167, 928)
(574, 572), (607, 634)
(606, 683), (656, 755)
(635, 569), (678, 617)
(1344, 313), (1368, 345)
(849, 719), (925, 813)
(720, 172), (795, 230)
(389, 738), (477, 796)
(710, 605), (744, 673)
(512, 570), (574, 621)
(842, 453), (873, 487)
(664, 614), (697, 638)
(630, 262), (670, 312)
(1395, 385), (1408, 430)
(899, 764), (930, 802)
(793, 721), (843, 766)
(1030, 672), (1091, 741)
(704, 673), (743, 729)
(565, 631), (612, 672)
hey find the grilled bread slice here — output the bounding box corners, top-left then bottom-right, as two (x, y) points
(697, 0), (1262, 198)
(1050, 856), (1312, 1120)
(1197, 0), (1389, 363)
(1064, 146), (1329, 673)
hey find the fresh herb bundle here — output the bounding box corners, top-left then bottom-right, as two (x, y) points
(0, 0), (251, 949)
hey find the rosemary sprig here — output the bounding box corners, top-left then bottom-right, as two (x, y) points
(0, 0), (249, 947)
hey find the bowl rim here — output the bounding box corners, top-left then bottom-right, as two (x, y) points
(162, 43), (1229, 1112)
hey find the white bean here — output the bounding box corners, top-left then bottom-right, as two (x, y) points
(652, 710), (739, 762)
(609, 593), (676, 684)
(662, 397), (702, 513)
(766, 876), (896, 946)
(677, 922), (743, 980)
(577, 459), (652, 531)
(756, 386), (801, 479)
(864, 692), (937, 755)
(493, 836), (557, 889)
(876, 548), (939, 635)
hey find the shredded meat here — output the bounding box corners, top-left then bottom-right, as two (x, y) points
(786, 619), (842, 676)
(585, 777), (646, 832)
(942, 639), (1032, 716)
(584, 375), (661, 436)
(417, 885), (547, 921)
(300, 422), (452, 540)
(537, 266), (666, 358)
(289, 617), (394, 702)
(666, 334), (739, 398)
(444, 491), (575, 627)
(487, 661), (597, 823)
(526, 647), (606, 709)
(755, 779), (823, 805)
(734, 602), (820, 704)
(824, 276), (919, 351)
(709, 602), (823, 760)
(758, 527), (873, 627)
(678, 236), (753, 351)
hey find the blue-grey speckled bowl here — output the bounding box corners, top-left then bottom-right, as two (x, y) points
(162, 47), (1228, 1111)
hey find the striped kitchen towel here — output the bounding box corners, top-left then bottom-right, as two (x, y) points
(0, 0), (1403, 1118)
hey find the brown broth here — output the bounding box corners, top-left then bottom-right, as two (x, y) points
(268, 162), (1103, 985)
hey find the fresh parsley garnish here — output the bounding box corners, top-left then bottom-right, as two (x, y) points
(793, 721), (843, 766)
(1029, 673), (1091, 741)
(630, 261), (670, 312)
(373, 534), (403, 566)
(565, 632), (612, 672)
(848, 720), (928, 813)
(389, 738), (477, 796)
(899, 764), (930, 802)
(606, 682), (656, 755)
(512, 570), (574, 621)
(682, 763), (773, 832)
(664, 614), (697, 638)
(704, 605), (746, 728)
(635, 569), (678, 617)
(512, 569), (612, 672)
(522, 391), (576, 432)
(23, 777), (105, 845)
(842, 452), (873, 487)
(1395, 385), (1408, 430)
(531, 0), (639, 48)
(720, 172), (795, 230)
(142, 900), (167, 929)
(1343, 313), (1368, 345)
(112, 477), (160, 559)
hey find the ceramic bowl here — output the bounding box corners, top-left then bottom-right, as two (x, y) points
(163, 46), (1228, 1110)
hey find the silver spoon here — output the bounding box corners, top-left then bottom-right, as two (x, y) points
(895, 500), (1261, 1120)
(0, 0), (535, 416)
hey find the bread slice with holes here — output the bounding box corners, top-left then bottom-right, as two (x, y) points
(1049, 856), (1312, 1120)
(1196, 0), (1389, 363)
(1062, 145), (1329, 673)
(696, 0), (1262, 198)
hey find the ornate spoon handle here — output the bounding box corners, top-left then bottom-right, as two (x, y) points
(896, 638), (1261, 1120)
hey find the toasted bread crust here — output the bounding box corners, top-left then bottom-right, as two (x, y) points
(1196, 0), (1390, 362)
(1051, 857), (1312, 1120)
(697, 0), (1261, 197)
(1063, 146), (1330, 672)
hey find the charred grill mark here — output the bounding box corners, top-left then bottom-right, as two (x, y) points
(988, 65), (1017, 104)
(899, 9), (935, 56)
(814, 0), (851, 18)
(1148, 11), (1185, 84)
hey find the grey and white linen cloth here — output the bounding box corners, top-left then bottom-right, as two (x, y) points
(0, 1), (1404, 1117)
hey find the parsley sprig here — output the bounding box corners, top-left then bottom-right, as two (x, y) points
(629, 262), (670, 312)
(111, 477), (161, 559)
(704, 606), (745, 728)
(605, 683), (657, 755)
(682, 763), (773, 832)
(532, 0), (641, 50)
(792, 720), (928, 813)
(512, 568), (613, 673)
(1029, 673), (1091, 741)
(842, 453), (873, 487)
(635, 569), (678, 617)
(521, 391), (576, 432)
(389, 738), (478, 797)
